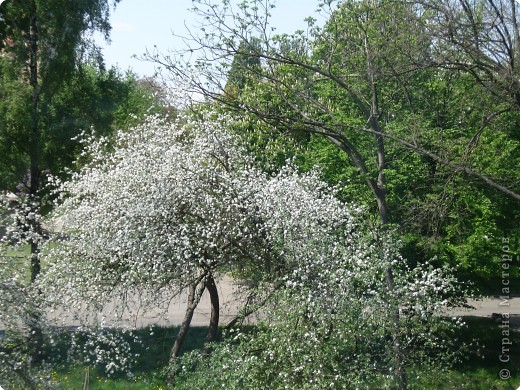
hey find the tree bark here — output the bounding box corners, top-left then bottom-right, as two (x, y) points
(168, 280), (207, 364)
(28, 2), (41, 284)
(364, 32), (407, 387)
(205, 274), (220, 343)
(27, 4), (44, 366)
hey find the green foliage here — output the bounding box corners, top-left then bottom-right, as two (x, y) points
(225, 38), (262, 96)
(205, 0), (520, 287)
(0, 62), (31, 189)
(0, 60), (161, 191)
(285, 2), (520, 284)
(377, 69), (520, 284)
(22, 318), (514, 389)
(170, 226), (468, 389)
(172, 317), (519, 389)
(44, 68), (159, 177)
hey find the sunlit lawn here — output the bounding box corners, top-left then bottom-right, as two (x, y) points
(52, 367), (164, 390)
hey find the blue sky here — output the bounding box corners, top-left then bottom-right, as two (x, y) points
(97, 0), (325, 77)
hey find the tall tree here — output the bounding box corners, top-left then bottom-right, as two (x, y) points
(0, 0), (121, 274)
(0, 66), (163, 385)
(149, 0), (519, 386)
(0, 0), (121, 368)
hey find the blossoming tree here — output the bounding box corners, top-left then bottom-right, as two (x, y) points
(39, 111), (345, 360)
(39, 110), (465, 386)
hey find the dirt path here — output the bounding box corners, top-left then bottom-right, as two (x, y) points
(44, 276), (520, 329)
(449, 296), (520, 327)
(45, 276), (253, 328)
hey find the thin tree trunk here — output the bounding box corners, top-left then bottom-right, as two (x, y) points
(374, 126), (408, 390)
(364, 34), (407, 387)
(29, 3), (41, 285)
(205, 274), (220, 343)
(166, 279), (207, 385)
(168, 279), (206, 364)
(27, 4), (44, 366)
(376, 175), (407, 390)
(371, 126), (407, 389)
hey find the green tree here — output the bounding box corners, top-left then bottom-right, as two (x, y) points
(0, 0), (124, 373)
(0, 0), (121, 277)
(151, 0), (519, 387)
(224, 38), (262, 97)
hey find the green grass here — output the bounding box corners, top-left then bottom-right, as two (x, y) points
(407, 368), (519, 390)
(1, 243), (32, 282)
(51, 366), (164, 390)
(408, 316), (520, 389)
(40, 317), (520, 389)
(50, 325), (209, 389)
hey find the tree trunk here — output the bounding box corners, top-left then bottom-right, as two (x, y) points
(377, 183), (407, 389)
(168, 279), (206, 364)
(375, 131), (408, 390)
(365, 37), (407, 386)
(28, 2), (41, 284)
(205, 274), (220, 343)
(371, 127), (407, 389)
(27, 4), (44, 365)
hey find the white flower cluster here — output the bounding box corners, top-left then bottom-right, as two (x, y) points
(35, 109), (465, 383)
(39, 111), (358, 322)
(0, 194), (52, 387)
(67, 325), (137, 376)
(1, 194), (45, 248)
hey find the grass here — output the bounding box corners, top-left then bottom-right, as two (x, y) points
(45, 316), (519, 389)
(51, 367), (163, 390)
(407, 316), (520, 389)
(49, 325), (209, 389)
(407, 368), (518, 390)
